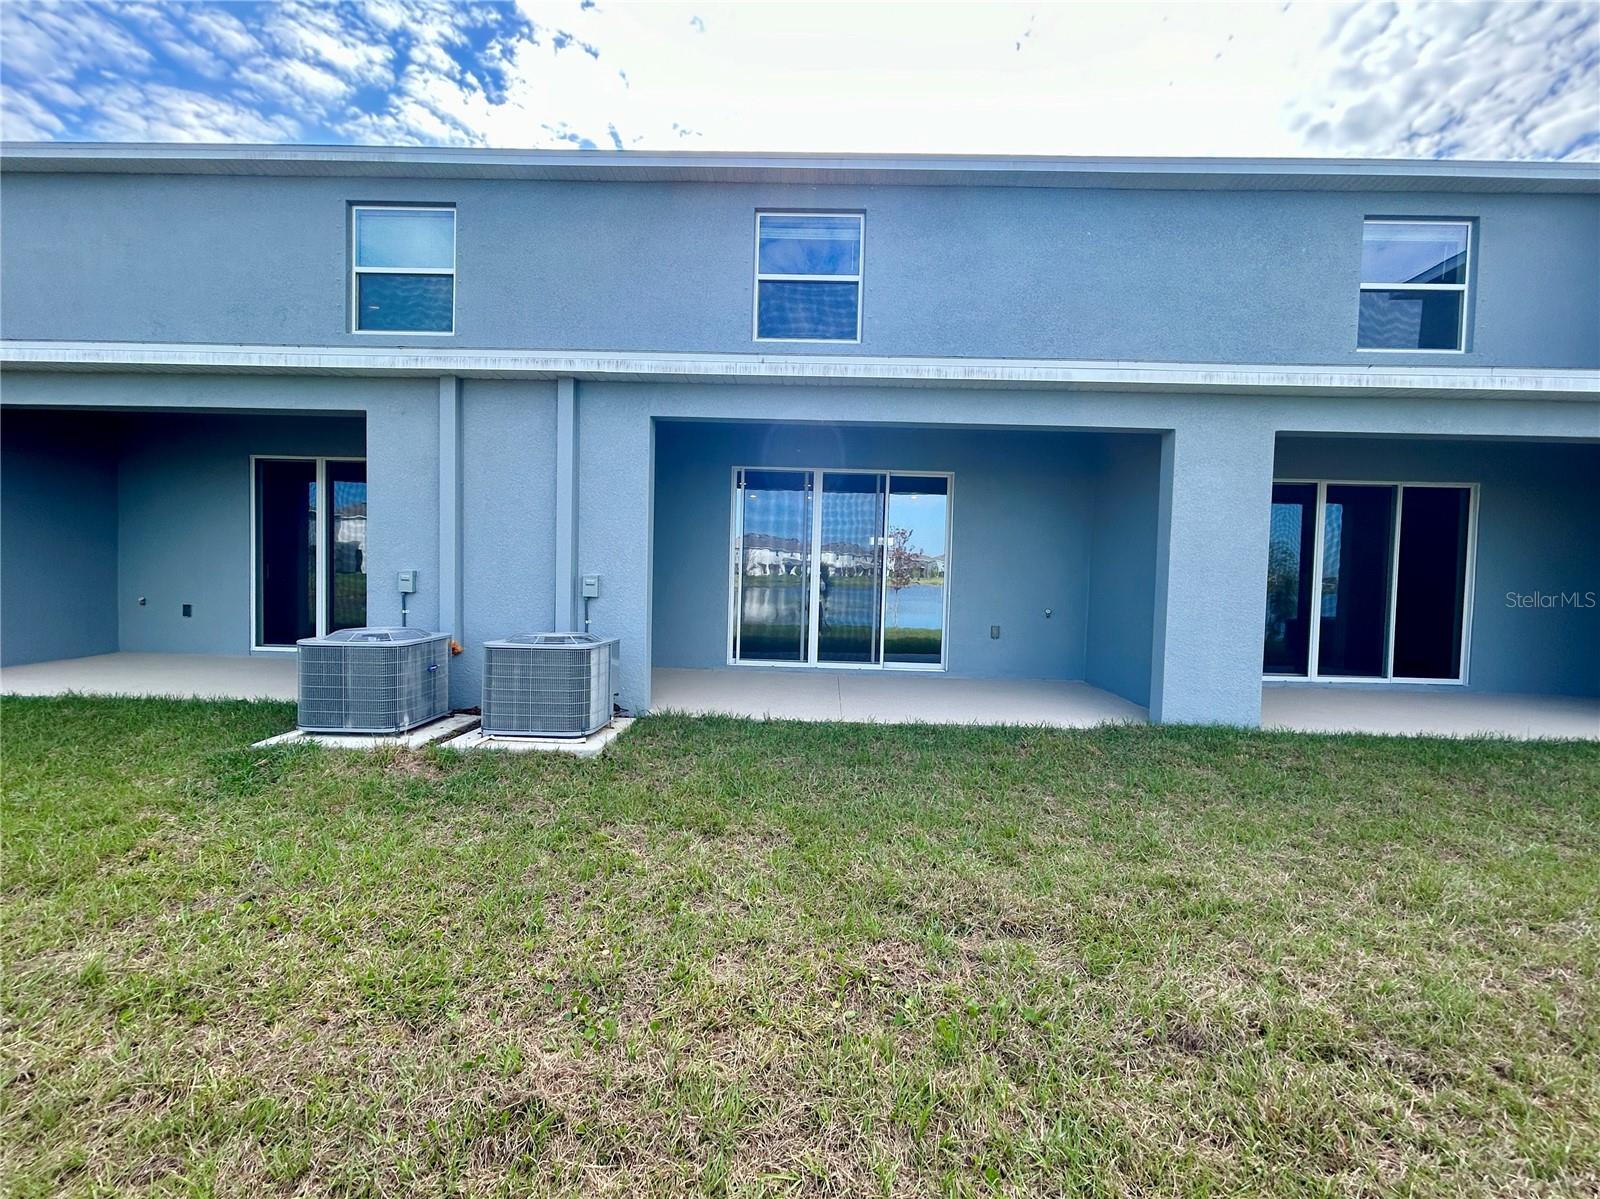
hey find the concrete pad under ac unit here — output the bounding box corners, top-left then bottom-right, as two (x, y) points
(441, 718), (634, 758)
(253, 712), (480, 750)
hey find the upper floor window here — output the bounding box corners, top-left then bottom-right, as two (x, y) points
(1357, 219), (1470, 352)
(352, 206), (455, 334)
(754, 212), (863, 342)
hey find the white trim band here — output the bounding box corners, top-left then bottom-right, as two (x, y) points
(1, 340), (1596, 399)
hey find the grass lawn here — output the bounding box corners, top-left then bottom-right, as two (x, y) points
(3, 698), (1598, 1197)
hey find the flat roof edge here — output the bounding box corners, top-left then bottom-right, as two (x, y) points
(3, 142), (1597, 193)
(3, 340), (1596, 399)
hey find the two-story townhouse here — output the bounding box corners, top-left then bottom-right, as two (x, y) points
(1, 145), (1596, 728)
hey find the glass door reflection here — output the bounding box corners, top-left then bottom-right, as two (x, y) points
(1263, 483), (1316, 675)
(325, 460), (368, 633)
(255, 459), (317, 648)
(1317, 484), (1395, 678)
(883, 475), (949, 666)
(733, 469), (813, 662)
(729, 468), (951, 670)
(818, 472), (885, 663)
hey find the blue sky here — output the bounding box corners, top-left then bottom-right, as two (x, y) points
(1, 1), (1596, 159)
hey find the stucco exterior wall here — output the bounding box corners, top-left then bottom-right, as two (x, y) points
(652, 421), (1099, 681)
(3, 172), (1595, 368)
(1085, 434), (1162, 707)
(0, 409), (119, 666)
(1274, 435), (1600, 697)
(116, 412), (365, 654)
(2, 369), (1595, 722)
(454, 379), (560, 706)
(0, 373), (442, 664)
(574, 382), (1596, 721)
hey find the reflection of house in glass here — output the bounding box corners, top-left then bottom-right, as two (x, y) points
(820, 540), (878, 575)
(740, 533), (805, 575)
(332, 483), (367, 574)
(895, 549), (944, 580)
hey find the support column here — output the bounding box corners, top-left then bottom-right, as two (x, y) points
(364, 387), (441, 633)
(437, 375), (462, 641)
(575, 390), (654, 713)
(1149, 416), (1277, 726)
(554, 377), (579, 631)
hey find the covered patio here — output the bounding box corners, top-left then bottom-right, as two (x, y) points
(1261, 685), (1598, 740)
(649, 418), (1164, 721)
(1, 653), (296, 701)
(652, 667), (1146, 727)
(654, 667), (1597, 739)
(1, 403), (369, 707)
(5, 656), (1593, 740)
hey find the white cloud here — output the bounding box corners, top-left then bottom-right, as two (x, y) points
(75, 82), (301, 142)
(186, 8), (261, 59)
(0, 1), (153, 79)
(1284, 1), (1599, 160)
(1, 1), (1595, 160)
(258, 1), (395, 88)
(240, 57), (356, 109)
(0, 86), (66, 138)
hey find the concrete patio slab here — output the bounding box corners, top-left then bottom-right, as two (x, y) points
(442, 718), (635, 758)
(651, 667), (1147, 728)
(253, 712), (480, 750)
(1261, 685), (1600, 740)
(2, 652), (297, 701)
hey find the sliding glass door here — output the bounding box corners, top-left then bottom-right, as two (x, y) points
(1392, 487), (1472, 680)
(256, 459), (318, 647)
(818, 472), (885, 664)
(732, 469), (812, 663)
(1317, 485), (1396, 678)
(255, 457), (367, 648)
(883, 475), (949, 666)
(1262, 481), (1474, 682)
(732, 468), (950, 669)
(1264, 483), (1317, 676)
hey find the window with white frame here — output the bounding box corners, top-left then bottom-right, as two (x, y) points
(352, 205), (456, 334)
(1357, 219), (1471, 351)
(754, 212), (863, 342)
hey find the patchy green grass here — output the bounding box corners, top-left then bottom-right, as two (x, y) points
(3, 697), (1598, 1198)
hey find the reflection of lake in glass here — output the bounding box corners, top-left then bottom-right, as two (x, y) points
(742, 583), (804, 626)
(744, 580), (944, 630)
(885, 582), (944, 630)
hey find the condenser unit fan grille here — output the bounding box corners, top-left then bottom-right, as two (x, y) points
(481, 633), (618, 737)
(296, 628), (450, 733)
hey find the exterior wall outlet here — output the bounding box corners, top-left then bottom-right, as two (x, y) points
(397, 569), (417, 594)
(990, 625), (1001, 639)
(182, 603), (192, 618)
(582, 574), (601, 598)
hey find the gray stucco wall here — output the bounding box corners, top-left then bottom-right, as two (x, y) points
(116, 412), (365, 654)
(1274, 435), (1600, 697)
(651, 421), (1100, 681)
(4, 172), (1596, 368)
(1, 408), (119, 666)
(1085, 434), (1162, 706)
(576, 381), (1597, 720)
(1, 373), (445, 661)
(364, 387), (442, 637)
(3, 369), (1596, 722)
(454, 379), (559, 706)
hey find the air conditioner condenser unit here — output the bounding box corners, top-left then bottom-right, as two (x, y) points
(296, 627), (451, 734)
(481, 632), (620, 737)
